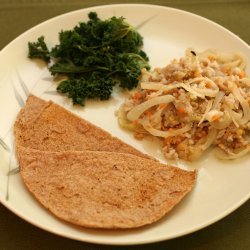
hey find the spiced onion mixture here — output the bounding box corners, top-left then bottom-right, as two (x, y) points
(118, 49), (250, 161)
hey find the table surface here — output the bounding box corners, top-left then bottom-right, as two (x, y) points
(0, 1), (249, 249)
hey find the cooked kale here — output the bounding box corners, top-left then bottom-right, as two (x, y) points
(57, 73), (116, 105)
(28, 12), (150, 105)
(28, 36), (51, 63)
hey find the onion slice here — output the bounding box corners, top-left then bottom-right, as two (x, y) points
(127, 95), (175, 121)
(231, 86), (250, 125)
(117, 105), (137, 131)
(188, 77), (219, 97)
(198, 99), (213, 126)
(215, 146), (250, 160)
(141, 118), (191, 138)
(212, 91), (225, 110)
(200, 128), (217, 150)
(141, 82), (205, 99)
(224, 105), (241, 128)
(210, 110), (232, 129)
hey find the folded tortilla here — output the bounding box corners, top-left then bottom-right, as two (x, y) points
(14, 95), (196, 229)
(14, 95), (149, 158)
(17, 146), (196, 229)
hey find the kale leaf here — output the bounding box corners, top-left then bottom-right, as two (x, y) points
(28, 36), (51, 63)
(57, 72), (116, 106)
(28, 12), (150, 105)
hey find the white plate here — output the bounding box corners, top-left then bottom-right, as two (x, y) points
(0, 4), (249, 245)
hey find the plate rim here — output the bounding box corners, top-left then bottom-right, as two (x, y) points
(0, 3), (249, 245)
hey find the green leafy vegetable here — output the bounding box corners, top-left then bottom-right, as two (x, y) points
(28, 36), (51, 63)
(28, 12), (150, 105)
(57, 73), (116, 105)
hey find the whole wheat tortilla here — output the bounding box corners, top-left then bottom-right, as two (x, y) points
(14, 95), (149, 158)
(14, 95), (197, 229)
(17, 146), (196, 229)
